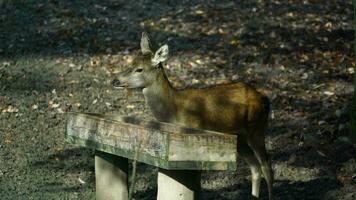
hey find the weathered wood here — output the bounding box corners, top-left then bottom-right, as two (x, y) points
(157, 169), (201, 200)
(95, 150), (128, 200)
(66, 112), (238, 170)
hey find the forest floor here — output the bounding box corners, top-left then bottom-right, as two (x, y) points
(0, 0), (355, 199)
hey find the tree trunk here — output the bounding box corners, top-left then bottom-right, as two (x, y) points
(352, 71), (356, 143)
(351, 0), (356, 143)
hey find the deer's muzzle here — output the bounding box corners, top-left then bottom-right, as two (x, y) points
(112, 79), (125, 89)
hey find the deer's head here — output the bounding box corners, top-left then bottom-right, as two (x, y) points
(112, 32), (169, 89)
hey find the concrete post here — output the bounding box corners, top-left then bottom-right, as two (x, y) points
(157, 169), (201, 200)
(95, 150), (128, 200)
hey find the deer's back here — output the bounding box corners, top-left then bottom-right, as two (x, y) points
(175, 82), (269, 134)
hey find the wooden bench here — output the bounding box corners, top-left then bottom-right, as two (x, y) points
(65, 112), (238, 200)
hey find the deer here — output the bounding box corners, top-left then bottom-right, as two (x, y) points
(112, 32), (274, 200)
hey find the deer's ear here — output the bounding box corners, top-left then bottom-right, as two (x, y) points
(140, 32), (152, 54)
(152, 44), (169, 66)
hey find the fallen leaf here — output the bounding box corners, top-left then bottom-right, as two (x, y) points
(318, 121), (326, 125)
(192, 79), (199, 84)
(323, 91), (334, 96)
(4, 139), (12, 144)
(126, 104), (135, 109)
(347, 67), (354, 74)
(57, 108), (65, 114)
(68, 80), (79, 84)
(48, 100), (60, 108)
(32, 104), (39, 110)
(316, 150), (326, 157)
(269, 31), (276, 38)
(324, 22), (332, 29)
(52, 103), (60, 108)
(295, 112), (305, 117)
(301, 73), (308, 80)
(195, 10), (204, 15)
(2, 105), (19, 113)
(78, 178), (86, 184)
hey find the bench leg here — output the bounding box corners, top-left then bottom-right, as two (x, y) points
(95, 150), (128, 200)
(157, 169), (201, 200)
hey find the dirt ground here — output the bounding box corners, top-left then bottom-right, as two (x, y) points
(0, 0), (355, 199)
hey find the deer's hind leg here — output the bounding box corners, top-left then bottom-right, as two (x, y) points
(238, 138), (262, 199)
(246, 128), (274, 200)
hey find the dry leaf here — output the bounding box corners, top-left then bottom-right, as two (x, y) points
(57, 108), (65, 114)
(323, 91), (334, 96)
(316, 150), (326, 157)
(195, 10), (204, 15)
(48, 101), (60, 108)
(78, 178), (86, 184)
(192, 79), (199, 84)
(4, 138), (12, 144)
(347, 67), (354, 74)
(32, 104), (39, 110)
(301, 73), (308, 80)
(2, 105), (19, 113)
(126, 104), (135, 109)
(318, 121), (326, 125)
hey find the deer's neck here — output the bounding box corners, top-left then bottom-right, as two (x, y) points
(143, 69), (177, 122)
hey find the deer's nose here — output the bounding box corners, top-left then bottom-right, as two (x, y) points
(111, 79), (120, 87)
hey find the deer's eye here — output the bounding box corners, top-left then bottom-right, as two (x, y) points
(135, 68), (143, 73)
